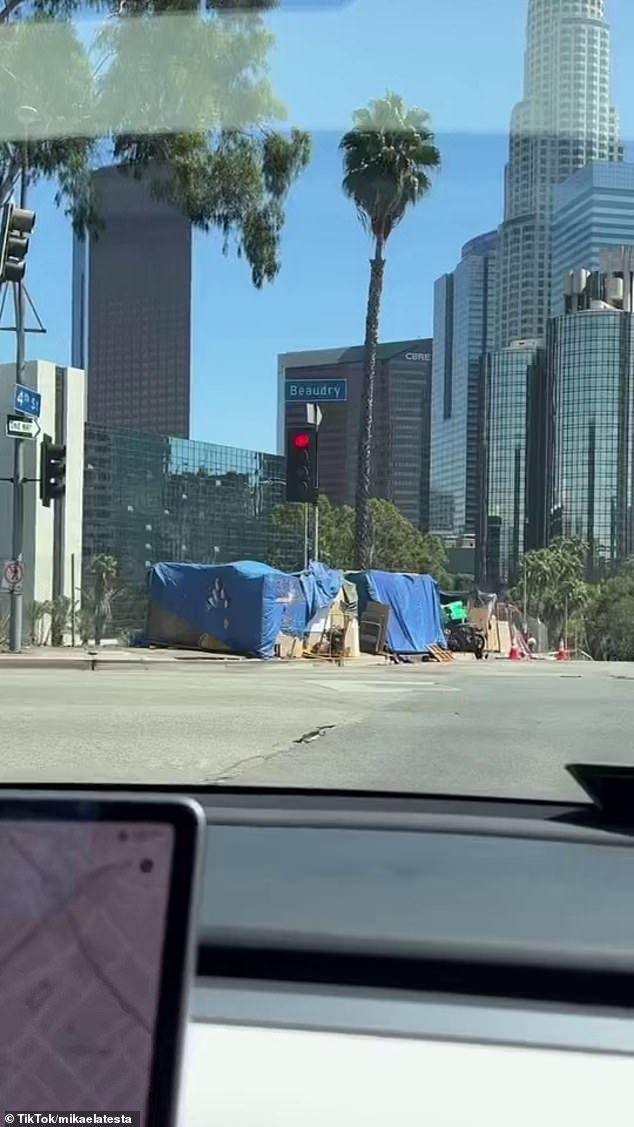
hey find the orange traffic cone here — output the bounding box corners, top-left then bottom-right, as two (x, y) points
(509, 632), (522, 661)
(556, 638), (571, 662)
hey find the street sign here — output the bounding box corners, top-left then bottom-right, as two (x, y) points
(305, 404), (323, 428)
(1, 559), (23, 593)
(5, 413), (39, 439)
(13, 383), (41, 418)
(285, 378), (347, 404)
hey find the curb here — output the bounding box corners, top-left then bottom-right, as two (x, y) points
(0, 653), (251, 670)
(0, 657), (95, 670)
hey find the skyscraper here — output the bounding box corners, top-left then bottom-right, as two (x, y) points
(430, 231), (497, 542)
(496, 0), (621, 347)
(547, 250), (634, 577)
(278, 340), (433, 530)
(551, 163), (634, 316)
(482, 341), (545, 589)
(73, 166), (192, 438)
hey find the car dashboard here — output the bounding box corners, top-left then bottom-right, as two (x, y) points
(9, 775), (634, 1125)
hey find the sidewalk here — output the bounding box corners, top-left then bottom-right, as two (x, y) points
(0, 646), (249, 670)
(0, 646), (392, 670)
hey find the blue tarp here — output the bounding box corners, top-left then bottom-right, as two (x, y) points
(297, 561), (342, 620)
(144, 560), (342, 659)
(347, 570), (446, 654)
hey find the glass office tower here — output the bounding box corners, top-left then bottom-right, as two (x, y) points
(496, 0), (621, 346)
(430, 231), (497, 540)
(551, 163), (634, 316)
(78, 167), (193, 438)
(279, 340), (432, 529)
(83, 425), (303, 629)
(549, 309), (634, 575)
(484, 342), (545, 589)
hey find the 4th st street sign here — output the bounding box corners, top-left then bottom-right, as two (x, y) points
(6, 413), (40, 439)
(13, 383), (41, 418)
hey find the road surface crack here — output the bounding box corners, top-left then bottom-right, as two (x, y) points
(293, 724), (335, 744)
(208, 724), (337, 783)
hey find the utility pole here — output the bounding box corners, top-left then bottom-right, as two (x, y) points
(523, 558), (528, 629)
(285, 405), (321, 570)
(9, 107), (36, 652)
(307, 403), (321, 565)
(303, 503), (309, 570)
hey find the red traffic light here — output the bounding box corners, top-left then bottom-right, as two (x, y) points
(294, 432), (311, 449)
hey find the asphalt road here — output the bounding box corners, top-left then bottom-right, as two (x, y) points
(1, 658), (633, 800)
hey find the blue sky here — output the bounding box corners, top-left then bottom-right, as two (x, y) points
(3, 0), (634, 453)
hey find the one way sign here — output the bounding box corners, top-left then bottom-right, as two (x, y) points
(6, 413), (40, 439)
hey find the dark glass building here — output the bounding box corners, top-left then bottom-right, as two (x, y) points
(551, 163), (634, 318)
(74, 166), (192, 438)
(83, 425), (303, 628)
(480, 254), (634, 590)
(549, 309), (634, 575)
(430, 231), (497, 541)
(279, 340), (432, 529)
(482, 341), (545, 589)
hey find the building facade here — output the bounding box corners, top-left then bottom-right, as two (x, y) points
(75, 166), (192, 438)
(496, 0), (621, 347)
(430, 231), (497, 541)
(278, 340), (432, 530)
(548, 308), (634, 574)
(0, 362), (85, 641)
(83, 425), (303, 628)
(481, 254), (634, 590)
(483, 341), (545, 590)
(542, 254), (634, 576)
(551, 163), (634, 316)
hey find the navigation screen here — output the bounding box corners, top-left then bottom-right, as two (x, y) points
(0, 820), (175, 1120)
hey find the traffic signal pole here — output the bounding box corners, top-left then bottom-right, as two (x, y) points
(9, 137), (28, 653)
(303, 504), (309, 570)
(285, 409), (321, 569)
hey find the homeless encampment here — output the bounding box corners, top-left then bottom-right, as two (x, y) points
(143, 560), (343, 658)
(346, 569), (446, 655)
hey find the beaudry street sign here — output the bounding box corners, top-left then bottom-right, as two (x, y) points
(285, 378), (348, 403)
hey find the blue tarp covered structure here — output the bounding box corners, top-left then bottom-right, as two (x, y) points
(297, 561), (342, 620)
(143, 560), (342, 659)
(347, 570), (446, 654)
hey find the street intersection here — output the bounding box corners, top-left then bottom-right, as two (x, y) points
(1, 657), (632, 801)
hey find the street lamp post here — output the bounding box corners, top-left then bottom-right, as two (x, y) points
(9, 104), (37, 653)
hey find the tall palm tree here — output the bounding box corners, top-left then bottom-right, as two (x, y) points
(90, 553), (119, 646)
(340, 92), (440, 568)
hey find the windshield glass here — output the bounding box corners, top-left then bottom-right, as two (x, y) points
(0, 0), (632, 801)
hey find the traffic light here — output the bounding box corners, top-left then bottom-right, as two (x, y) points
(286, 424), (318, 503)
(39, 434), (66, 507)
(0, 202), (36, 284)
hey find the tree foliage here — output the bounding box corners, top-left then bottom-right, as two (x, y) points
(0, 0), (310, 285)
(510, 537), (588, 642)
(584, 560), (634, 661)
(367, 498), (448, 581)
(86, 553), (119, 645)
(341, 92), (441, 244)
(271, 494), (449, 583)
(340, 92), (440, 567)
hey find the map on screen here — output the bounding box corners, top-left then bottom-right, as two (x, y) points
(0, 820), (175, 1119)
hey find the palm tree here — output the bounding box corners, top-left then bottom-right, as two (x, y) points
(340, 92), (440, 568)
(90, 554), (119, 646)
